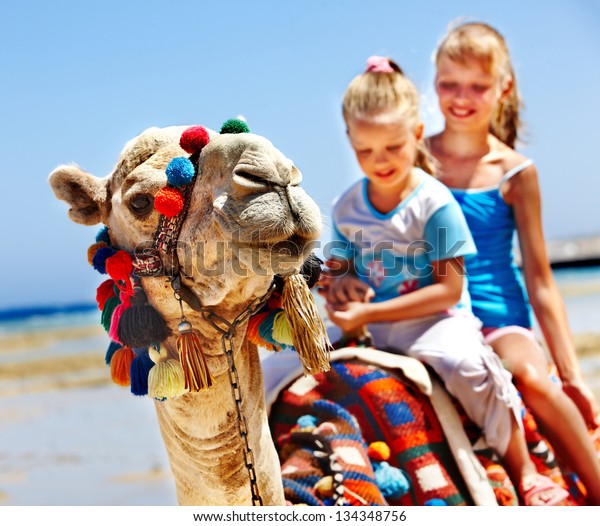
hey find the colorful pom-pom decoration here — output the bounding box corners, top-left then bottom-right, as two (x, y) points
(373, 461), (410, 500)
(87, 242), (108, 265)
(105, 250), (133, 282)
(96, 279), (116, 311)
(165, 157), (195, 187)
(110, 346), (135, 386)
(95, 226), (111, 245)
(367, 441), (391, 462)
(220, 118), (250, 135)
(101, 296), (120, 333)
(180, 125), (210, 154)
(92, 246), (116, 274)
(297, 414), (319, 429)
(424, 498), (447, 506)
(105, 340), (122, 365)
(130, 352), (155, 396)
(154, 187), (184, 217)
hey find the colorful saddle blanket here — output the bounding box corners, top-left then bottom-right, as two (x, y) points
(269, 354), (592, 506)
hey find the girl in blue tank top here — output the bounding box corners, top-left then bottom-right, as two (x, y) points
(427, 21), (600, 504)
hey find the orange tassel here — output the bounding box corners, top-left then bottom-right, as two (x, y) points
(176, 321), (213, 392)
(110, 346), (135, 386)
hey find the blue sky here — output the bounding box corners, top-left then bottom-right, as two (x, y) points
(0, 0), (598, 309)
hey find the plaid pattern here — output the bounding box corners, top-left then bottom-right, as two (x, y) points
(270, 358), (597, 506)
(270, 360), (472, 505)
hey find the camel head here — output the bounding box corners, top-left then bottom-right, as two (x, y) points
(49, 123), (323, 309)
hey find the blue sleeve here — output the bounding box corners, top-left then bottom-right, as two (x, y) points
(326, 223), (354, 261)
(424, 201), (477, 261)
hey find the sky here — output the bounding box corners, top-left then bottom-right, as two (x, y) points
(0, 0), (598, 309)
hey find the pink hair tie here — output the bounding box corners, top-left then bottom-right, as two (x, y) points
(365, 55), (394, 73)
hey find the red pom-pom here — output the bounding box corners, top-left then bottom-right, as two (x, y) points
(180, 126), (210, 154)
(96, 279), (116, 310)
(105, 250), (133, 281)
(154, 187), (184, 217)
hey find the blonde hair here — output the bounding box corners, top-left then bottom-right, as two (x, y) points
(435, 22), (522, 148)
(342, 58), (435, 175)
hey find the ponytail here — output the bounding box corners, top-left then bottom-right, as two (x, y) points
(490, 65), (522, 148)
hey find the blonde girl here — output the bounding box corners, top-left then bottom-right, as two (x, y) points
(324, 55), (569, 505)
(428, 21), (600, 504)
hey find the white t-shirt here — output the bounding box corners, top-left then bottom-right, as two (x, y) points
(329, 169), (477, 313)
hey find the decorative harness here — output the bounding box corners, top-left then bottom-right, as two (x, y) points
(88, 119), (331, 505)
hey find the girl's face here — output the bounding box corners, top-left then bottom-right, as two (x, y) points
(435, 54), (507, 132)
(347, 116), (422, 192)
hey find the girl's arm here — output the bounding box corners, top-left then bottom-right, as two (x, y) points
(326, 257), (465, 330)
(506, 165), (599, 427)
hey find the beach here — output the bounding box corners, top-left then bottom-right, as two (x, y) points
(0, 267), (599, 505)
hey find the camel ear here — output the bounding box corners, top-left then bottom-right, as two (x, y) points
(49, 165), (108, 225)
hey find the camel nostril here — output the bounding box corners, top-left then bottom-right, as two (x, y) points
(232, 171), (271, 191)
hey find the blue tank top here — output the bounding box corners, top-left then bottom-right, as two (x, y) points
(449, 160), (533, 328)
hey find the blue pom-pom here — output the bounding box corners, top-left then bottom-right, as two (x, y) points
(130, 352), (155, 396)
(424, 498), (447, 506)
(165, 157), (195, 187)
(96, 226), (111, 245)
(92, 246), (116, 274)
(105, 340), (122, 365)
(297, 414), (319, 428)
(373, 461), (410, 499)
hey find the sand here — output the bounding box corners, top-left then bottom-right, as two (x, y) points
(0, 323), (599, 505)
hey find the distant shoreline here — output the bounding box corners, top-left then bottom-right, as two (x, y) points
(545, 233), (600, 268)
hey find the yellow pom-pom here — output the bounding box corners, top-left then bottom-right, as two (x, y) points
(87, 242), (108, 265)
(314, 476), (334, 498)
(272, 311), (294, 346)
(367, 441), (391, 461)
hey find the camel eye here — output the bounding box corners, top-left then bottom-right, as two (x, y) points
(129, 194), (153, 215)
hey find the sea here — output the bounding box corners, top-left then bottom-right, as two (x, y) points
(1, 266), (598, 337)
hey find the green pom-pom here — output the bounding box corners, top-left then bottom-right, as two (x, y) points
(220, 118), (250, 134)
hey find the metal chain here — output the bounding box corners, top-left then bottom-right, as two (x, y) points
(200, 281), (277, 506)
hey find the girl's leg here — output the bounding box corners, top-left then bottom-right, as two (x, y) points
(489, 331), (600, 504)
(406, 315), (566, 505)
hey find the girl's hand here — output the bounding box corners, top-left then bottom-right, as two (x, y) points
(326, 301), (371, 333)
(562, 379), (600, 429)
(322, 274), (375, 305)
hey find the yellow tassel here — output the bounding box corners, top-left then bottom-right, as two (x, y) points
(147, 345), (188, 400)
(282, 272), (331, 375)
(148, 359), (188, 399)
(272, 310), (294, 346)
(176, 321), (214, 392)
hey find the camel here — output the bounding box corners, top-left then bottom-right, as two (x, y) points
(49, 122), (329, 506)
